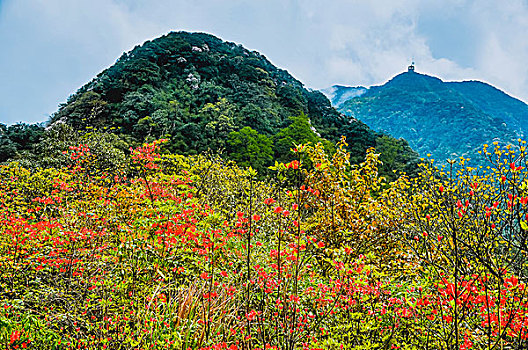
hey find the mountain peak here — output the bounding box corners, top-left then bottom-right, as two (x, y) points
(383, 70), (445, 91)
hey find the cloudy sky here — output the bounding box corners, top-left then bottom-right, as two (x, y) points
(1, 0), (528, 124)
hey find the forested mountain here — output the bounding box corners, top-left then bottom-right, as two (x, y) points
(327, 69), (528, 165)
(448, 81), (528, 136)
(38, 31), (417, 177)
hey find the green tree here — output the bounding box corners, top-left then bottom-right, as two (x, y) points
(200, 98), (236, 150)
(51, 91), (108, 129)
(227, 126), (273, 174)
(376, 135), (419, 180)
(27, 123), (128, 172)
(0, 123), (45, 163)
(273, 114), (331, 162)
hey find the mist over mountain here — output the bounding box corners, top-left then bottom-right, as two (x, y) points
(321, 85), (367, 107)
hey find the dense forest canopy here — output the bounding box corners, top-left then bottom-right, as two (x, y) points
(0, 123), (45, 162)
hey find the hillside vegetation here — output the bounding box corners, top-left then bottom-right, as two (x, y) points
(2, 137), (528, 349)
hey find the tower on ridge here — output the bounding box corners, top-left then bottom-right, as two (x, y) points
(408, 61), (415, 72)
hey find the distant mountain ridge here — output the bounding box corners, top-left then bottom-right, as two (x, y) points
(326, 69), (528, 165)
(447, 80), (527, 136)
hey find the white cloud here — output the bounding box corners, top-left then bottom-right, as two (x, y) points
(0, 0), (166, 124)
(1, 0), (528, 124)
(469, 0), (528, 100)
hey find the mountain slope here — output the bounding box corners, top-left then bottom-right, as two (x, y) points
(447, 81), (528, 136)
(47, 31), (417, 176)
(331, 70), (524, 165)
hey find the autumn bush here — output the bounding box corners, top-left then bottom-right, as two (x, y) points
(1, 138), (528, 349)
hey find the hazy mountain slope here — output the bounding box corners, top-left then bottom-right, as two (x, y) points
(321, 85), (367, 107)
(448, 81), (528, 137)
